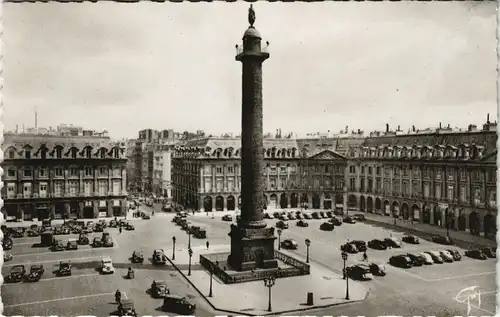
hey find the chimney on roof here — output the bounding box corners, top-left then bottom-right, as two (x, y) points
(345, 126), (348, 134)
(386, 124), (389, 133)
(439, 122), (442, 129)
(358, 129), (361, 134)
(447, 124), (450, 129)
(397, 125), (400, 131)
(487, 113), (490, 124)
(412, 125), (415, 132)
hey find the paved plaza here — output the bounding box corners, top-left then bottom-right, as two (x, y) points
(2, 206), (496, 316)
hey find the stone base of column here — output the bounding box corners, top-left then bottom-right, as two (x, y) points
(227, 224), (278, 271)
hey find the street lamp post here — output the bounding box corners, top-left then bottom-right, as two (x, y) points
(188, 248), (193, 276)
(305, 238), (311, 263)
(208, 260), (218, 297)
(263, 276), (276, 312)
(188, 231), (192, 249)
(341, 251), (349, 300)
(277, 229), (282, 250)
(172, 236), (176, 260)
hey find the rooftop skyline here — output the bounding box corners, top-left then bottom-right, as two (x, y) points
(4, 2), (496, 139)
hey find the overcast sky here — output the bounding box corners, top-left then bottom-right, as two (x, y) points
(3, 2), (497, 139)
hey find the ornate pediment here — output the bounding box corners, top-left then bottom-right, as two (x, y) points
(309, 149), (347, 160)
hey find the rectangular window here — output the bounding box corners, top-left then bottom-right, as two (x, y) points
(228, 179), (235, 191)
(435, 184), (441, 199)
(25, 150), (31, 159)
(85, 167), (93, 177)
(7, 183), (15, 199)
(368, 166), (373, 175)
(280, 166), (287, 174)
(216, 167), (223, 174)
(204, 165), (212, 173)
(447, 185), (454, 200)
(113, 180), (121, 194)
(69, 181), (79, 196)
(84, 181), (92, 196)
(376, 167), (381, 175)
(424, 183), (430, 198)
(69, 167), (78, 176)
(361, 166), (365, 174)
(349, 178), (356, 191)
(23, 183), (32, 198)
(98, 180), (107, 195)
(24, 168), (33, 178)
(270, 167), (277, 174)
(204, 179), (212, 192)
(39, 168), (47, 178)
(39, 183), (48, 198)
(99, 167), (107, 176)
(7, 168), (16, 178)
(270, 178), (276, 189)
(459, 186), (466, 203)
(114, 167), (121, 177)
(227, 166), (234, 174)
(54, 182), (64, 196)
(55, 167), (63, 177)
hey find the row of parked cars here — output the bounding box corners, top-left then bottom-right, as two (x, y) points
(274, 213), (362, 232)
(172, 213), (207, 239)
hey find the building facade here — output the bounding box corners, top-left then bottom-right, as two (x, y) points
(2, 132), (128, 220)
(172, 137), (351, 213)
(172, 120), (497, 238)
(152, 144), (173, 199)
(346, 123), (497, 238)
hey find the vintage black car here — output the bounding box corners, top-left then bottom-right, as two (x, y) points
(406, 253), (425, 266)
(162, 295), (196, 315)
(93, 237), (103, 247)
(402, 235), (420, 244)
(296, 213), (303, 220)
(71, 226), (83, 234)
(142, 214), (151, 220)
(369, 262), (386, 276)
(52, 240), (65, 252)
(263, 213), (271, 219)
(40, 231), (53, 247)
(78, 233), (89, 245)
(341, 243), (358, 253)
(109, 219), (118, 228)
(329, 217), (342, 226)
(94, 224), (104, 232)
(389, 255), (412, 268)
(311, 212), (321, 219)
(368, 239), (387, 250)
(281, 239), (298, 250)
(352, 214), (366, 221)
(279, 214), (289, 221)
(432, 235), (453, 245)
(320, 222), (335, 231)
(27, 225), (40, 237)
(151, 280), (170, 298)
(58, 261), (72, 276)
(101, 232), (114, 247)
(3, 237), (13, 250)
(303, 213), (312, 220)
(67, 239), (78, 250)
(272, 212), (281, 218)
(384, 237), (402, 248)
(319, 212), (327, 219)
(54, 226), (64, 235)
(9, 265), (26, 283)
(118, 299), (138, 317)
(98, 220), (107, 228)
(424, 251), (444, 264)
(132, 250), (144, 263)
(343, 216), (356, 224)
(296, 220), (309, 227)
(481, 247), (496, 258)
(276, 221), (289, 230)
(125, 223), (135, 231)
(60, 226), (71, 235)
(350, 240), (367, 252)
(288, 213), (297, 220)
(346, 264), (373, 280)
(326, 211), (333, 218)
(465, 249), (487, 260)
(153, 249), (167, 265)
(4, 252), (13, 262)
(12, 227), (25, 238)
(26, 264), (45, 282)
(446, 249), (462, 261)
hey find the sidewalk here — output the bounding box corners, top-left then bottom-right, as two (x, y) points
(361, 213), (496, 248)
(167, 244), (368, 316)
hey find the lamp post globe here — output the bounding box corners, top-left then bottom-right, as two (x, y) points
(172, 236), (177, 260)
(305, 238), (311, 263)
(277, 229), (283, 250)
(341, 251), (347, 261)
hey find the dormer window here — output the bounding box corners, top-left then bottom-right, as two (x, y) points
(464, 148), (469, 159)
(85, 147), (92, 159)
(56, 147), (63, 159)
(70, 148), (78, 159)
(8, 149), (15, 159)
(25, 149), (31, 159)
(112, 148), (120, 158)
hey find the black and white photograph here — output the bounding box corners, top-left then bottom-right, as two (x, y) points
(1, 1), (497, 316)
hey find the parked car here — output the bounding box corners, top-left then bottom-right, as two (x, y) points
(65, 239), (78, 250)
(151, 280), (170, 298)
(384, 237), (402, 248)
(153, 249), (167, 265)
(296, 220), (309, 227)
(343, 216), (356, 224)
(446, 249), (462, 261)
(125, 223), (135, 231)
(52, 240), (65, 252)
(368, 239), (387, 250)
(311, 212), (321, 219)
(326, 211), (333, 218)
(288, 213), (297, 220)
(352, 214), (366, 221)
(98, 219), (107, 228)
(276, 221), (289, 230)
(432, 235), (453, 245)
(296, 213), (303, 220)
(346, 264), (373, 280)
(118, 299), (138, 317)
(9, 265), (26, 283)
(58, 261), (72, 276)
(101, 257), (115, 274)
(350, 240), (367, 252)
(406, 253), (425, 266)
(369, 263), (386, 276)
(303, 213), (312, 220)
(465, 249), (487, 260)
(109, 219), (118, 228)
(263, 213), (271, 219)
(279, 214), (289, 221)
(222, 214), (232, 221)
(94, 223), (104, 232)
(273, 212), (281, 218)
(3, 237), (13, 250)
(481, 247), (496, 258)
(162, 295), (196, 315)
(418, 252), (434, 265)
(27, 227), (40, 237)
(439, 250), (454, 262)
(4, 252), (13, 262)
(389, 255), (412, 268)
(26, 264), (45, 282)
(12, 227), (25, 238)
(319, 212), (327, 219)
(402, 235), (420, 244)
(93, 237), (103, 247)
(329, 217), (342, 226)
(320, 222), (335, 231)
(101, 232), (114, 247)
(341, 243), (358, 253)
(281, 239), (298, 250)
(132, 250), (144, 263)
(78, 233), (89, 245)
(424, 251), (444, 263)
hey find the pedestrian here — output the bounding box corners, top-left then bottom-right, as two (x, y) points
(192, 210), (195, 216)
(363, 251), (368, 262)
(119, 226), (122, 234)
(206, 241), (210, 250)
(115, 289), (122, 304)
